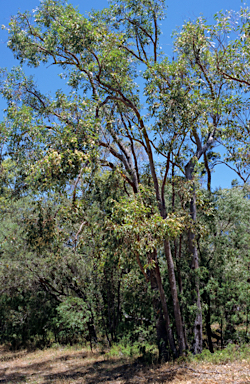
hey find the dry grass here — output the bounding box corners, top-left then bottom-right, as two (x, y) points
(0, 345), (250, 384)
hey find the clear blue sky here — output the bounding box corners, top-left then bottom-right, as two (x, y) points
(0, 0), (247, 189)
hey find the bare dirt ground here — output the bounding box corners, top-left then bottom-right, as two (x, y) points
(0, 345), (250, 384)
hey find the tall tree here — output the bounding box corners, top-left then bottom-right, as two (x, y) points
(1, 0), (250, 355)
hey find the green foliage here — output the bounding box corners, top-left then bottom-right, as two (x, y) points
(0, 0), (250, 360)
(109, 185), (184, 255)
(0, 290), (58, 349)
(193, 343), (250, 364)
(105, 339), (158, 364)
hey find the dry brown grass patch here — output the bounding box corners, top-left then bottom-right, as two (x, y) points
(0, 345), (250, 384)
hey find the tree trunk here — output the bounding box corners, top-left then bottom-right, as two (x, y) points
(156, 312), (170, 362)
(185, 160), (203, 355)
(176, 236), (188, 349)
(221, 318), (223, 350)
(163, 240), (187, 356)
(205, 294), (214, 353)
(87, 319), (97, 350)
(149, 271), (170, 361)
(160, 196), (186, 356)
(136, 251), (176, 358)
(154, 261), (177, 357)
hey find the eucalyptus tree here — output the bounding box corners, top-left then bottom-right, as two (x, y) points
(170, 13), (250, 350)
(1, 0), (250, 356)
(142, 9), (250, 351)
(1, 0), (187, 356)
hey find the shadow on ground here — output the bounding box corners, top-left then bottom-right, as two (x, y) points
(0, 351), (91, 384)
(0, 354), (183, 384)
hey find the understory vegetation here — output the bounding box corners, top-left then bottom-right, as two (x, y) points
(0, 0), (250, 362)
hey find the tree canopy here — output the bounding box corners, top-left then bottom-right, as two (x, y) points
(0, 0), (249, 359)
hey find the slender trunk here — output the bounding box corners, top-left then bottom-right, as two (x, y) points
(246, 307), (249, 338)
(176, 236), (188, 349)
(185, 160), (203, 354)
(136, 251), (176, 357)
(141, 136), (186, 356)
(154, 261), (177, 357)
(204, 153), (211, 192)
(87, 319), (97, 350)
(149, 272), (170, 361)
(134, 138), (186, 356)
(205, 294), (214, 353)
(104, 269), (115, 341)
(172, 159), (175, 212)
(190, 223), (202, 354)
(221, 318), (223, 350)
(193, 286), (202, 354)
(156, 313), (170, 362)
(163, 240), (186, 355)
(116, 277), (121, 331)
(101, 312), (112, 347)
(161, 191), (186, 356)
(173, 167), (187, 350)
(172, 163), (187, 350)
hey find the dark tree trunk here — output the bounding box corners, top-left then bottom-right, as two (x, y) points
(136, 251), (176, 357)
(116, 277), (121, 331)
(154, 260), (177, 357)
(87, 320), (97, 351)
(149, 270), (170, 361)
(190, 228), (202, 354)
(221, 318), (223, 350)
(163, 240), (187, 356)
(205, 294), (214, 353)
(156, 313), (170, 362)
(176, 236), (188, 349)
(101, 312), (112, 347)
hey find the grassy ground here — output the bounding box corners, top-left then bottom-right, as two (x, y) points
(0, 344), (250, 384)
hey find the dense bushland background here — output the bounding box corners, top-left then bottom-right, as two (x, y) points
(0, 0), (250, 361)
